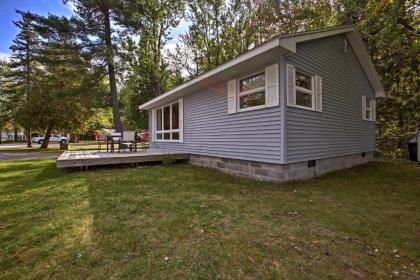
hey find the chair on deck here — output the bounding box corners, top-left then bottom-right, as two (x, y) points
(108, 132), (122, 153)
(140, 131), (148, 151)
(119, 131), (137, 152)
(96, 131), (109, 152)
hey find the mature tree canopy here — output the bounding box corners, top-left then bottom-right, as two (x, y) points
(66, 0), (124, 132)
(0, 0), (417, 155)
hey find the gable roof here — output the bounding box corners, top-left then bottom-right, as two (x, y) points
(139, 25), (385, 110)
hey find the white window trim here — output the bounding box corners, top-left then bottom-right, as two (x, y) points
(153, 100), (182, 143)
(294, 72), (316, 111)
(363, 96), (375, 122)
(237, 72), (267, 112)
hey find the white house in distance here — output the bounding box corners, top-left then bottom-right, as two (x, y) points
(0, 130), (26, 142)
(139, 26), (384, 182)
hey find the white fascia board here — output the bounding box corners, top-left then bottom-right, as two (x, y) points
(139, 38), (280, 110)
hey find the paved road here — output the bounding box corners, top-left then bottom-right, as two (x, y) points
(0, 143), (59, 150)
(0, 152), (61, 161)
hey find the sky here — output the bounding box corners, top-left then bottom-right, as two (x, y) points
(0, 0), (73, 58)
(0, 0), (187, 60)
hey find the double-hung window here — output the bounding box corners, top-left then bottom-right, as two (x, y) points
(365, 97), (372, 120)
(238, 72), (266, 110)
(154, 100), (183, 141)
(295, 71), (315, 110)
(362, 96), (375, 121)
(227, 64), (279, 114)
(287, 64), (322, 112)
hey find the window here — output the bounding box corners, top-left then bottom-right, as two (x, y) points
(154, 100), (182, 141)
(362, 96), (375, 121)
(365, 97), (372, 120)
(227, 64), (278, 114)
(295, 70), (315, 110)
(238, 72), (266, 110)
(287, 64), (322, 112)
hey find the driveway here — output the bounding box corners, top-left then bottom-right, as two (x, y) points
(0, 143), (61, 160)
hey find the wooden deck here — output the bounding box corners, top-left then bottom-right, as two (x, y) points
(56, 149), (189, 169)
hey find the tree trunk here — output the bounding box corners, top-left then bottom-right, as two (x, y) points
(26, 128), (32, 148)
(14, 129), (18, 142)
(103, 8), (123, 132)
(70, 133), (79, 143)
(40, 126), (53, 149)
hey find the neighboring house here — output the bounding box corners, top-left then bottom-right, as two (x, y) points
(139, 26), (384, 182)
(1, 130), (26, 142)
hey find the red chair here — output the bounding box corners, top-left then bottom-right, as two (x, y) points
(140, 131), (148, 151)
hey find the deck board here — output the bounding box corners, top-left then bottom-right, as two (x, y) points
(56, 149), (189, 168)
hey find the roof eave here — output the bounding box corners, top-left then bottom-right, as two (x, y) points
(139, 25), (385, 110)
(139, 37), (281, 110)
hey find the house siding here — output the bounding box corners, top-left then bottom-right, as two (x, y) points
(148, 64), (283, 164)
(285, 34), (376, 163)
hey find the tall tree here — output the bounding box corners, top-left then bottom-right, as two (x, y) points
(171, 0), (227, 76)
(170, 0), (337, 78)
(66, 0), (123, 132)
(119, 0), (185, 130)
(5, 10), (41, 147)
(0, 60), (11, 145)
(357, 0), (419, 157)
(31, 14), (94, 148)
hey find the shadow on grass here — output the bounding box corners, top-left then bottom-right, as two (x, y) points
(0, 159), (419, 279)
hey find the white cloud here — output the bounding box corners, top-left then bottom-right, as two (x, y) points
(65, 1), (76, 13)
(163, 36), (184, 56)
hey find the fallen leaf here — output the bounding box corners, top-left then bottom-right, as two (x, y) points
(349, 268), (367, 279)
(311, 240), (321, 245)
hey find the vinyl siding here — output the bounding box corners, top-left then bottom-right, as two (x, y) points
(285, 35), (376, 163)
(148, 64), (283, 164)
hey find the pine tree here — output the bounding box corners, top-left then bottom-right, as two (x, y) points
(6, 10), (41, 147)
(32, 14), (94, 148)
(65, 0), (123, 132)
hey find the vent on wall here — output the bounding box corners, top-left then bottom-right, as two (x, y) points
(361, 152), (366, 157)
(308, 160), (316, 168)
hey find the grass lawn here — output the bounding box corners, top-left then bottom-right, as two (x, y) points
(0, 159), (419, 279)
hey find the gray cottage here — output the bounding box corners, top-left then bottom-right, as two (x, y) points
(139, 26), (384, 182)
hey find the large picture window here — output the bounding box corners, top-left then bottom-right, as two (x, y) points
(155, 101), (181, 141)
(238, 72), (266, 110)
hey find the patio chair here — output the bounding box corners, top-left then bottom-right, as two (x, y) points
(109, 132), (122, 153)
(96, 131), (108, 152)
(140, 131), (149, 151)
(119, 131), (137, 152)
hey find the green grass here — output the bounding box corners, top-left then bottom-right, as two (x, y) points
(0, 159), (419, 279)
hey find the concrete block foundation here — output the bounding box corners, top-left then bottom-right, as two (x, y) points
(189, 152), (373, 182)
